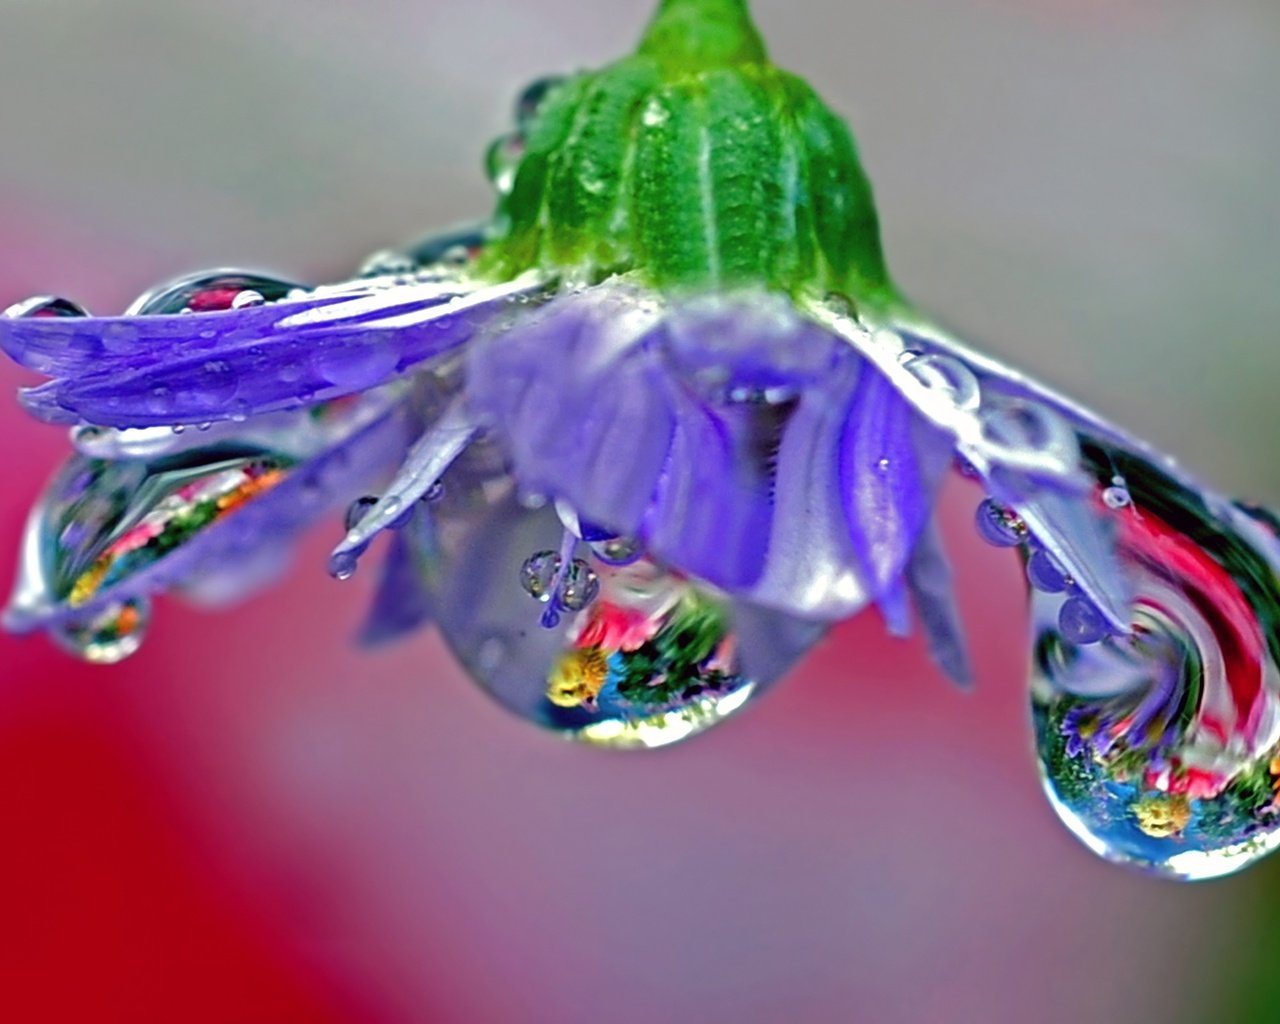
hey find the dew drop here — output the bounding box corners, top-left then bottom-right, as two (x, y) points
(558, 559), (600, 612)
(1057, 597), (1106, 645)
(1032, 455), (1280, 879)
(345, 495), (379, 531)
(328, 550), (358, 581)
(1103, 485), (1132, 509)
(589, 535), (643, 566)
(50, 597), (151, 665)
(519, 550), (561, 603)
(975, 498), (1024, 548)
(1026, 548), (1069, 594)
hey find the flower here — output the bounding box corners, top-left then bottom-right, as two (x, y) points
(4, 0), (1280, 879)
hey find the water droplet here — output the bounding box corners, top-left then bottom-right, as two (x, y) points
(902, 353), (980, 411)
(421, 490), (823, 748)
(345, 495), (379, 531)
(975, 498), (1024, 547)
(558, 559), (600, 612)
(485, 132), (524, 195)
(520, 550), (561, 603)
(1032, 455), (1280, 879)
(229, 399), (250, 423)
(147, 386), (173, 415)
(1057, 597), (1106, 645)
(328, 550), (358, 581)
(380, 496), (403, 519)
(589, 535), (643, 566)
(1026, 548), (1069, 594)
(423, 481), (445, 503)
(5, 295), (90, 319)
(1103, 485), (1132, 509)
(50, 597), (151, 664)
(515, 75), (565, 127)
(359, 250), (417, 278)
(126, 270), (301, 316)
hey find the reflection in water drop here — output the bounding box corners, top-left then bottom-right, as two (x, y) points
(50, 596), (151, 664)
(420, 480), (824, 748)
(1032, 447), (1280, 879)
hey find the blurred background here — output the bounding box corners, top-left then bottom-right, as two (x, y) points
(1, 1), (1278, 1021)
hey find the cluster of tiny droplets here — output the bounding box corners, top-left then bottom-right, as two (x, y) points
(519, 549), (601, 628)
(974, 496), (1119, 645)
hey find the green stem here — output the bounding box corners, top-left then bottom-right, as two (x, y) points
(637, 0), (768, 72)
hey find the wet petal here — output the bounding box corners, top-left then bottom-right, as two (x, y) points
(4, 271), (546, 427)
(809, 301), (1131, 633)
(470, 284), (952, 618)
(4, 392), (412, 652)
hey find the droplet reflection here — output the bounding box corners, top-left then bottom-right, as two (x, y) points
(1032, 448), (1280, 879)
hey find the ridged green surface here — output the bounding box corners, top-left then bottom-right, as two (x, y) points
(483, 0), (894, 303)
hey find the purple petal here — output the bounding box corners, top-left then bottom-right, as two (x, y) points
(4, 273), (544, 427)
(358, 523), (436, 647)
(4, 393), (412, 635)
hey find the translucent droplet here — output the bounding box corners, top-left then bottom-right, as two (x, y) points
(515, 75), (565, 127)
(1103, 484), (1132, 509)
(358, 250), (417, 278)
(1032, 452), (1280, 879)
(50, 597), (151, 664)
(902, 352), (980, 411)
(345, 495), (379, 531)
(4, 295), (90, 319)
(419, 484), (825, 748)
(589, 535), (644, 566)
(558, 559), (600, 612)
(328, 549), (358, 581)
(520, 550), (561, 603)
(125, 270), (301, 316)
(1026, 548), (1069, 594)
(485, 132), (524, 195)
(975, 498), (1024, 548)
(1057, 596), (1105, 645)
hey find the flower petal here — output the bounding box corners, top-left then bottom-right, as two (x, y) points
(4, 392), (412, 641)
(3, 272), (546, 427)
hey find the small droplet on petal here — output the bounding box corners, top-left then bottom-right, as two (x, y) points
(328, 549), (359, 581)
(359, 250), (417, 278)
(4, 295), (90, 319)
(558, 559), (600, 612)
(423, 481), (445, 503)
(589, 535), (644, 566)
(345, 495), (379, 531)
(231, 289), (265, 309)
(516, 75), (565, 126)
(1058, 596), (1105, 645)
(1026, 548), (1069, 594)
(520, 550), (561, 603)
(50, 597), (151, 664)
(975, 498), (1025, 547)
(1103, 485), (1132, 510)
(902, 352), (980, 410)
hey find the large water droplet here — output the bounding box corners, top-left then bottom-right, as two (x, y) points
(1032, 451), (1280, 879)
(50, 597), (151, 664)
(125, 270), (301, 316)
(418, 481), (824, 748)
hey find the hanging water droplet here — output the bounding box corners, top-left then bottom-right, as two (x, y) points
(975, 498), (1024, 548)
(485, 132), (525, 195)
(519, 550), (561, 603)
(515, 75), (565, 127)
(1103, 485), (1132, 509)
(1026, 548), (1069, 594)
(345, 495), (379, 531)
(558, 559), (600, 612)
(328, 549), (359, 581)
(419, 487), (824, 748)
(423, 481), (445, 503)
(50, 597), (151, 664)
(1057, 596), (1105, 645)
(4, 295), (90, 319)
(589, 534), (643, 566)
(1032, 451), (1280, 879)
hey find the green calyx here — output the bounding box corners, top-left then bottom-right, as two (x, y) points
(481, 0), (893, 303)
